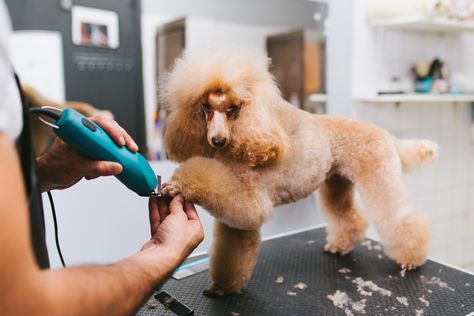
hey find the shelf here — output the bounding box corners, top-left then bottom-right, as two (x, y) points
(369, 16), (474, 34)
(308, 93), (327, 102)
(354, 94), (474, 104)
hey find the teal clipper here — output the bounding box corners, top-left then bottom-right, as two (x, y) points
(30, 106), (160, 196)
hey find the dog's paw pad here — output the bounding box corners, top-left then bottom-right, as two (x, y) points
(160, 181), (181, 197)
(203, 283), (226, 297)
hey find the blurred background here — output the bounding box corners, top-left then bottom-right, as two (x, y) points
(5, 0), (474, 273)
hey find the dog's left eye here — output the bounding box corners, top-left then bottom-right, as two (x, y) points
(226, 105), (239, 113)
(202, 103), (212, 112)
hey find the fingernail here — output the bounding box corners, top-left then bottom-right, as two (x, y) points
(120, 136), (126, 146)
(113, 163), (123, 173)
(132, 141), (139, 151)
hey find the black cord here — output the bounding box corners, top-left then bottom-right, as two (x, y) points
(47, 191), (66, 267)
(29, 107), (61, 120)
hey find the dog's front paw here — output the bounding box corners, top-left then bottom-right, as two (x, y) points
(203, 283), (226, 297)
(203, 283), (241, 297)
(160, 180), (182, 197)
(324, 243), (352, 255)
(400, 263), (416, 271)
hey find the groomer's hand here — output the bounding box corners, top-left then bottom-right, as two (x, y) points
(36, 114), (139, 192)
(141, 195), (204, 265)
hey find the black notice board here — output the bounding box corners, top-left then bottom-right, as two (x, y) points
(5, 0), (147, 152)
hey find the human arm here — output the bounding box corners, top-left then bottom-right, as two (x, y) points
(36, 115), (139, 192)
(0, 133), (203, 315)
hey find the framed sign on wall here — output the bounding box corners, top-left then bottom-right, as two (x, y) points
(71, 5), (119, 49)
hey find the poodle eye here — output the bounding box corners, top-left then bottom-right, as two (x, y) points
(226, 105), (239, 113)
(202, 103), (212, 112)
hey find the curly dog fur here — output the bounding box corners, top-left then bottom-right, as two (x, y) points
(159, 49), (439, 296)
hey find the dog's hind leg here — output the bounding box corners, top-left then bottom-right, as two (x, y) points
(318, 174), (368, 254)
(355, 161), (431, 269)
(204, 220), (260, 296)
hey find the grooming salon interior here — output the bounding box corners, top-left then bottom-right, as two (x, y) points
(3, 0), (474, 314)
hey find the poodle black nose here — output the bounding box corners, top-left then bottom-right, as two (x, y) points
(212, 137), (227, 147)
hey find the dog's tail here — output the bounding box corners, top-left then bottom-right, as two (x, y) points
(394, 138), (439, 173)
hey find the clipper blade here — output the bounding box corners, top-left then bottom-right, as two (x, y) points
(149, 175), (162, 197)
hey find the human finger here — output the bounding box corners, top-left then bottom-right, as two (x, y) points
(183, 200), (200, 221)
(148, 197), (161, 236)
(84, 161), (122, 177)
(90, 115), (126, 147)
(157, 197), (170, 223)
(119, 125), (139, 152)
(168, 195), (185, 215)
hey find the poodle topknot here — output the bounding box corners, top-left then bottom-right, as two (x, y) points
(159, 48), (439, 297)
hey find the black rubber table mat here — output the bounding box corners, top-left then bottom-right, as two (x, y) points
(137, 227), (474, 316)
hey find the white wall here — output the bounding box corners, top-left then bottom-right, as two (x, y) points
(141, 0), (325, 30)
(326, 0), (355, 117)
(352, 0), (474, 267)
(141, 14), (178, 152)
(185, 16), (287, 53)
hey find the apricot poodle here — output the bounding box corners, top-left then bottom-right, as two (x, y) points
(159, 49), (439, 296)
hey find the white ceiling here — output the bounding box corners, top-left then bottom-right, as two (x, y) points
(141, 0), (328, 29)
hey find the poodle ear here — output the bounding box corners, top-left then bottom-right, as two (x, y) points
(227, 85), (291, 167)
(163, 108), (211, 162)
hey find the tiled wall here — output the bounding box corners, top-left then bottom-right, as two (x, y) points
(352, 0), (474, 267)
(355, 102), (474, 267)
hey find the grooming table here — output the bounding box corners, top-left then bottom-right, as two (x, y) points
(137, 227), (474, 316)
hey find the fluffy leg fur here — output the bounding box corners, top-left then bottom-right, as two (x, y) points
(355, 160), (431, 269)
(204, 221), (260, 296)
(319, 174), (368, 254)
(161, 157), (273, 230)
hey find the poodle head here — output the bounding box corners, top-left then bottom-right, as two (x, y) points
(160, 49), (290, 167)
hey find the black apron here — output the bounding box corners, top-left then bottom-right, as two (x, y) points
(14, 74), (50, 269)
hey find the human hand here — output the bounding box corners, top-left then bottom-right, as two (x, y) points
(141, 195), (204, 265)
(36, 114), (139, 192)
